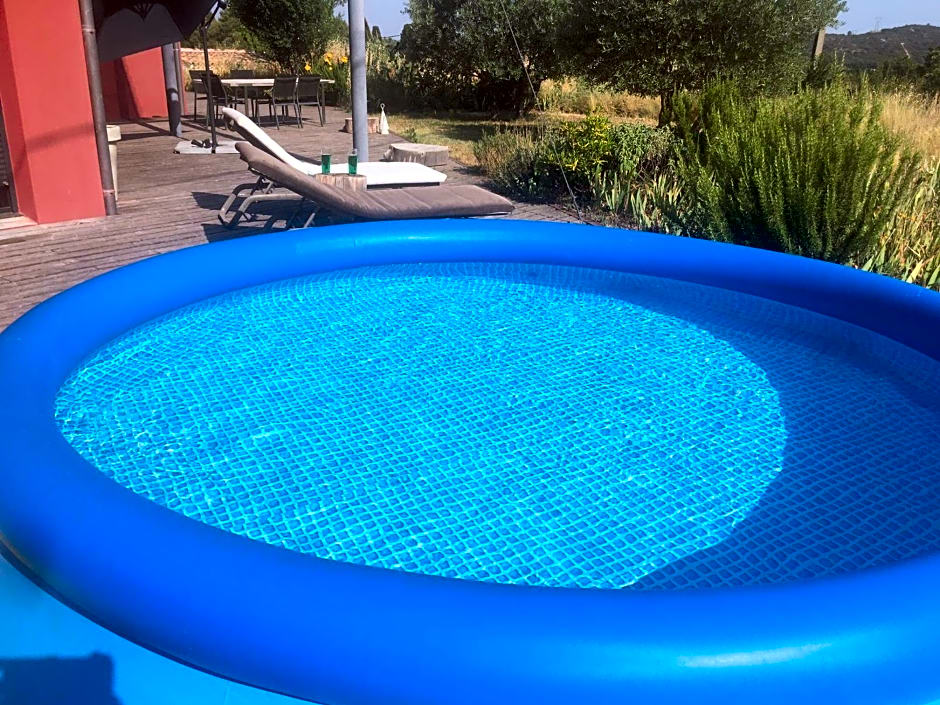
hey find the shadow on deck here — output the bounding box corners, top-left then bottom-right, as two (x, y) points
(0, 107), (573, 330)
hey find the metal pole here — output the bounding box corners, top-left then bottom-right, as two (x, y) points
(173, 43), (185, 122)
(77, 0), (118, 215)
(161, 43), (182, 138)
(348, 0), (369, 161)
(201, 21), (218, 153)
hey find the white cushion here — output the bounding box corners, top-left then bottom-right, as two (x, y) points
(222, 107), (447, 186)
(222, 107), (311, 174)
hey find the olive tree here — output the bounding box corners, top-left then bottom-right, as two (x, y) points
(564, 0), (845, 122)
(401, 0), (568, 113)
(229, 0), (341, 74)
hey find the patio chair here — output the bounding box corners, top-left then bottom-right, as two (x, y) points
(189, 70), (233, 126)
(262, 77), (299, 129)
(295, 77), (325, 127)
(225, 142), (513, 228)
(189, 69), (207, 120)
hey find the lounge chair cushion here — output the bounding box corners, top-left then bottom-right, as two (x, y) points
(224, 107), (319, 175)
(224, 107), (448, 186)
(235, 142), (514, 220)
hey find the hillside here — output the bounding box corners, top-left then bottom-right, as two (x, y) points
(825, 25), (940, 68)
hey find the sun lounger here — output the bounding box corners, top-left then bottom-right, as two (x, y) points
(221, 107), (446, 185)
(229, 142), (513, 227)
(219, 108), (456, 226)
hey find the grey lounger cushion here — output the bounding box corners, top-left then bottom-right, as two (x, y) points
(235, 142), (514, 219)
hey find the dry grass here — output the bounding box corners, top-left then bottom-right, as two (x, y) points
(387, 113), (533, 166)
(872, 92), (940, 289)
(179, 49), (276, 87)
(389, 106), (657, 168)
(882, 90), (940, 161)
(539, 78), (660, 123)
(862, 161), (940, 290)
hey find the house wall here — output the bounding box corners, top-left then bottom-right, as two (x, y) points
(0, 0), (105, 223)
(102, 47), (171, 121)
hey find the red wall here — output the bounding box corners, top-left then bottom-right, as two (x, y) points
(0, 0), (105, 223)
(102, 47), (170, 121)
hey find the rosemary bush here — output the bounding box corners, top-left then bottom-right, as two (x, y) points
(666, 81), (923, 264)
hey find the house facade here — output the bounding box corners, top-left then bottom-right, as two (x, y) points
(0, 0), (176, 224)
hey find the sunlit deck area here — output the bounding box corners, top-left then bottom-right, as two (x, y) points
(0, 106), (573, 331)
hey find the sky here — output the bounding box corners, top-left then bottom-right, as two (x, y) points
(836, 0), (940, 33)
(360, 0), (939, 38)
(364, 1), (410, 38)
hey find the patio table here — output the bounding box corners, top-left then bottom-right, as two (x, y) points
(221, 78), (335, 124)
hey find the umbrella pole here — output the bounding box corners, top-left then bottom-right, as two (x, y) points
(161, 43), (183, 138)
(200, 19), (218, 153)
(78, 0), (118, 215)
(348, 0), (369, 161)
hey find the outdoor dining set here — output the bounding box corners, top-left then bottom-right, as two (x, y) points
(189, 70), (333, 129)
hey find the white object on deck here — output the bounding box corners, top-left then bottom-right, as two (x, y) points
(379, 104), (389, 135)
(326, 161), (446, 187)
(106, 124), (121, 199)
(222, 107), (446, 186)
(386, 142), (450, 167)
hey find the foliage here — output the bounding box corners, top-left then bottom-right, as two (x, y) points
(803, 54), (846, 90)
(861, 161), (940, 291)
(549, 116), (673, 194)
(228, 0), (340, 74)
(564, 0), (844, 121)
(474, 116), (674, 202)
(182, 10), (250, 49)
(400, 0), (567, 113)
(474, 130), (554, 199)
(869, 46), (940, 96)
(627, 173), (685, 234)
(663, 80), (923, 264)
(307, 49), (350, 106)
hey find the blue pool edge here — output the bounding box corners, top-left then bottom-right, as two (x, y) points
(2, 218), (940, 705)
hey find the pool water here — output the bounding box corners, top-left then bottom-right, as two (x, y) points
(55, 264), (940, 590)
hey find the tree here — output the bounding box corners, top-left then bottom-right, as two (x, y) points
(182, 9), (250, 49)
(923, 46), (940, 95)
(564, 0), (845, 122)
(401, 0), (567, 113)
(228, 0), (341, 74)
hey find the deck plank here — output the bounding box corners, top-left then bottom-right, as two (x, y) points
(0, 109), (574, 331)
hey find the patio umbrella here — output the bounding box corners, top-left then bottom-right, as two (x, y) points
(94, 0), (217, 63)
(94, 0), (225, 151)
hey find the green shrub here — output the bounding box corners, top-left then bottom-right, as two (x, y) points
(475, 116), (674, 204)
(666, 80), (924, 264)
(474, 131), (556, 200)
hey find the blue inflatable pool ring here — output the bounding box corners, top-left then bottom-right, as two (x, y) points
(1, 218), (939, 705)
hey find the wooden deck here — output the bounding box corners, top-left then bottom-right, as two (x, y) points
(0, 107), (574, 331)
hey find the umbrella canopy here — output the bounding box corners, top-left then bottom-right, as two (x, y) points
(94, 0), (216, 63)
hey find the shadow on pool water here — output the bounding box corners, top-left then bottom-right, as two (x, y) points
(611, 276), (940, 590)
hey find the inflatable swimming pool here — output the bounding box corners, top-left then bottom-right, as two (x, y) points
(1, 219), (939, 704)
